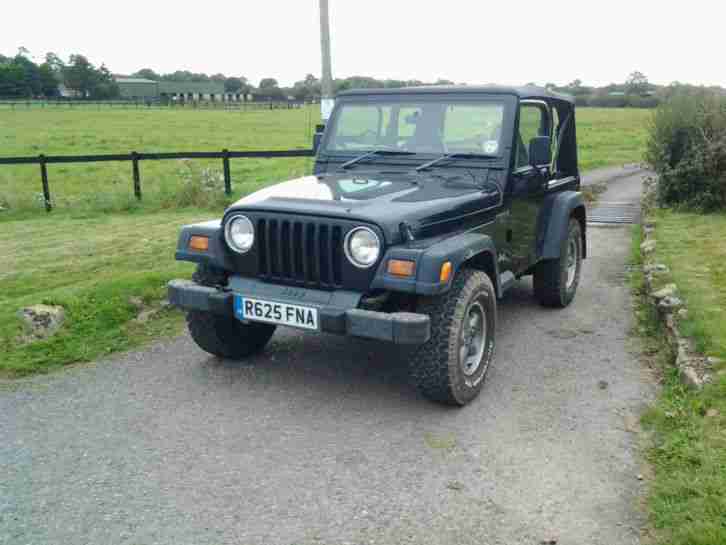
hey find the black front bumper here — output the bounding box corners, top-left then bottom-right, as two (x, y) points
(168, 278), (430, 345)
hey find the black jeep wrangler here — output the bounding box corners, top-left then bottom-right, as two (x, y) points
(168, 85), (586, 406)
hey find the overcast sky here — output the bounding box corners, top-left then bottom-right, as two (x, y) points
(4, 0), (723, 87)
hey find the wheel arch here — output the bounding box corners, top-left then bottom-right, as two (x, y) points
(460, 250), (500, 298)
(538, 191), (587, 261)
(372, 231), (502, 297)
(420, 232), (502, 298)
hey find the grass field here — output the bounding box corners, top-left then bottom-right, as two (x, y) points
(0, 107), (650, 217)
(630, 216), (726, 545)
(0, 106), (651, 376)
(0, 106), (317, 216)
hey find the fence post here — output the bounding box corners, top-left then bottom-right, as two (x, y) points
(39, 154), (52, 212)
(222, 149), (232, 195)
(131, 152), (142, 200)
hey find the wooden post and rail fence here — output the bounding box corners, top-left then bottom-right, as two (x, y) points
(0, 149), (316, 212)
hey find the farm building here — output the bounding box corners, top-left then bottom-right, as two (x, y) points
(158, 81), (227, 101)
(115, 78), (159, 99)
(114, 78), (236, 101)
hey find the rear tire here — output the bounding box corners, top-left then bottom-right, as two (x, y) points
(410, 269), (497, 406)
(187, 264), (276, 360)
(534, 218), (582, 308)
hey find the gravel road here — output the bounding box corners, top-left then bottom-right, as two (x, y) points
(1, 170), (654, 545)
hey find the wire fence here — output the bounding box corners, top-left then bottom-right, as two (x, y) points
(0, 149), (316, 212)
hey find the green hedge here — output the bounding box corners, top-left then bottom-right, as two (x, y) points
(645, 90), (726, 211)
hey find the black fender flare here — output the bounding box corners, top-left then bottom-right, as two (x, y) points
(371, 231), (501, 297)
(174, 220), (235, 271)
(537, 191), (587, 261)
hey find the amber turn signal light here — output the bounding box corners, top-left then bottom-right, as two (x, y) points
(440, 261), (452, 283)
(387, 259), (416, 277)
(189, 235), (209, 252)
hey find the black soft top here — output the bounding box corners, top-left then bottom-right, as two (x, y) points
(337, 84), (574, 104)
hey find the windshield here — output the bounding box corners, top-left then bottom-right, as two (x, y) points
(324, 99), (506, 156)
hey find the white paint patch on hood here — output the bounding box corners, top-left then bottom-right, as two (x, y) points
(233, 176), (332, 206)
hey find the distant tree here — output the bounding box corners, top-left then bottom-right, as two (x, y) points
(435, 78), (455, 86)
(0, 63), (26, 97)
(210, 73), (226, 83)
(13, 54), (42, 96)
(292, 74), (320, 100)
(93, 64), (119, 99)
(292, 85), (309, 100)
(62, 55), (118, 99)
(161, 70), (210, 82)
(45, 52), (65, 72)
(545, 82), (557, 90)
(625, 71), (649, 95)
(63, 54), (97, 97)
(133, 68), (160, 80)
(259, 78), (279, 90)
(38, 63), (60, 97)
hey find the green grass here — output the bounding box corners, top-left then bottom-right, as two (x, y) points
(0, 106), (318, 217)
(577, 107), (650, 170)
(630, 215), (726, 545)
(0, 210), (205, 376)
(653, 210), (726, 360)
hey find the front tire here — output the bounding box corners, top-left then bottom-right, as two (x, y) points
(187, 310), (275, 360)
(410, 269), (497, 406)
(187, 264), (276, 360)
(534, 218), (583, 308)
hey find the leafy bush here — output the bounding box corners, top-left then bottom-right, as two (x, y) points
(645, 90), (726, 211)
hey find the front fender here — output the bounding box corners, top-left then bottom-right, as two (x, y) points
(371, 231), (500, 297)
(174, 219), (235, 271)
(537, 191), (587, 261)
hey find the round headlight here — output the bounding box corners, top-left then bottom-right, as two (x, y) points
(345, 227), (381, 268)
(225, 215), (254, 254)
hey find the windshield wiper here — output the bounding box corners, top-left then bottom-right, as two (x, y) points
(340, 149), (415, 170)
(414, 152), (496, 172)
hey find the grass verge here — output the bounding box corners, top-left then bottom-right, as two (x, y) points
(630, 217), (726, 545)
(0, 209), (201, 377)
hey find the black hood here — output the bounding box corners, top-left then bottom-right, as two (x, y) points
(226, 171), (503, 244)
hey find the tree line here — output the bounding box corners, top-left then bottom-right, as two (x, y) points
(2, 49), (724, 107)
(0, 49), (118, 99)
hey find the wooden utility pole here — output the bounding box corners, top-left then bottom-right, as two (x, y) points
(319, 0), (334, 120)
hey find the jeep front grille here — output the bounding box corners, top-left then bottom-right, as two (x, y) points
(256, 218), (344, 288)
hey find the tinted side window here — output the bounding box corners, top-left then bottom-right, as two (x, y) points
(516, 103), (549, 168)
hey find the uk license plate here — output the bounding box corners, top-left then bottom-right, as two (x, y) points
(233, 296), (319, 331)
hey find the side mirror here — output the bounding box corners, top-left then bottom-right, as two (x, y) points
(528, 136), (552, 167)
(313, 123), (325, 154)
